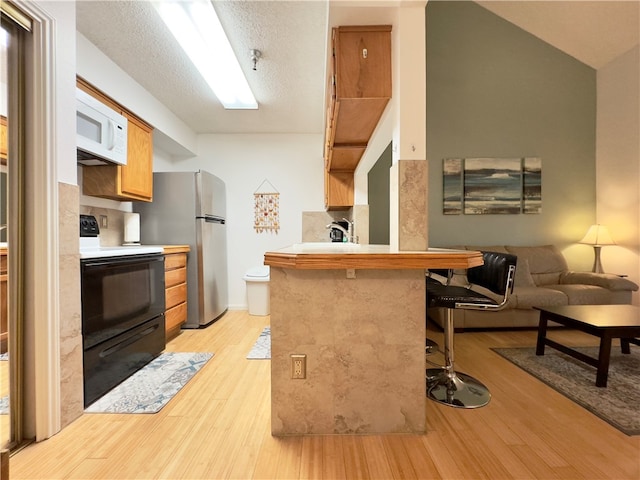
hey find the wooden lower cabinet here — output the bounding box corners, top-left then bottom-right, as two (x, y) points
(163, 246), (190, 342)
(0, 116), (7, 164)
(0, 248), (6, 353)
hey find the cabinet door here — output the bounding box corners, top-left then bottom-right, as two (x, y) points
(164, 252), (188, 341)
(325, 170), (354, 210)
(120, 112), (153, 201)
(0, 251), (6, 353)
(334, 26), (392, 100)
(0, 116), (7, 164)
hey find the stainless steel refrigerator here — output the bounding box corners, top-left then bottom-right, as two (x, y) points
(133, 170), (228, 328)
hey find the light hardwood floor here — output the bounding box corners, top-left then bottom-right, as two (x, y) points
(8, 310), (640, 479)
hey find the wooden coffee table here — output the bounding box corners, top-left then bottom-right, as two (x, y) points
(534, 305), (640, 387)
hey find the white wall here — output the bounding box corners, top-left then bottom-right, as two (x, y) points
(154, 133), (324, 309)
(47, 1), (77, 185)
(596, 46), (640, 301)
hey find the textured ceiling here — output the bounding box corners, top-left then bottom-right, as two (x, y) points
(76, 1), (640, 137)
(76, 1), (328, 135)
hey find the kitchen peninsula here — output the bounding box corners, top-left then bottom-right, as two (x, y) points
(264, 244), (483, 435)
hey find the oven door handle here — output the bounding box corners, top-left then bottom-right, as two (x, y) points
(81, 254), (163, 269)
(99, 320), (162, 358)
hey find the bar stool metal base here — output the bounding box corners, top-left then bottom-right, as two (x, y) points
(426, 368), (491, 408)
(425, 338), (440, 355)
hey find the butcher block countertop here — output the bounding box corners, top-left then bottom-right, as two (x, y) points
(162, 245), (190, 254)
(264, 243), (483, 270)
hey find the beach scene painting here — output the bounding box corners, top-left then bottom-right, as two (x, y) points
(523, 157), (542, 213)
(443, 158), (463, 214)
(463, 158), (523, 214)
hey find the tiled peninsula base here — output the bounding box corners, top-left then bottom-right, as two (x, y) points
(269, 267), (426, 435)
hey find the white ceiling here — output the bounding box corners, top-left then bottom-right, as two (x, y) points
(76, 1), (640, 137)
(476, 1), (640, 70)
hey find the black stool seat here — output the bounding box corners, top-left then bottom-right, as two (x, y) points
(427, 283), (500, 309)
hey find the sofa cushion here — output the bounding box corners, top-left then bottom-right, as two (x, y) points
(511, 286), (568, 309)
(560, 271), (639, 291)
(514, 258), (536, 287)
(506, 245), (567, 286)
(546, 284), (613, 305)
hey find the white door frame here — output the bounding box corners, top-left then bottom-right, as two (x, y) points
(16, 0), (61, 440)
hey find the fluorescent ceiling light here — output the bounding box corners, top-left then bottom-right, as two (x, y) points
(153, 0), (258, 109)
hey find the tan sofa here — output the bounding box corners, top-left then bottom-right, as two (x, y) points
(428, 245), (639, 330)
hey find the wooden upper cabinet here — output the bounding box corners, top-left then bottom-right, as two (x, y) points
(119, 112), (153, 200)
(325, 169), (354, 211)
(328, 25), (391, 158)
(333, 26), (392, 100)
(77, 77), (154, 202)
(324, 25), (391, 209)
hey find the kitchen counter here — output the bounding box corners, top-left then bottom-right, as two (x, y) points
(162, 245), (191, 255)
(264, 243), (483, 270)
(263, 244), (482, 436)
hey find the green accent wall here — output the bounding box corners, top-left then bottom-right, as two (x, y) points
(426, 1), (596, 248)
(368, 142), (392, 244)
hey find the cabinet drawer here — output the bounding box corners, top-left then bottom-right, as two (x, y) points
(165, 267), (186, 289)
(165, 253), (187, 270)
(166, 283), (187, 310)
(165, 302), (187, 332)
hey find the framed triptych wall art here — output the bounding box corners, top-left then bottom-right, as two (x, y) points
(443, 157), (541, 215)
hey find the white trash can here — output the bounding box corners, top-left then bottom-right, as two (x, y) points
(243, 266), (270, 316)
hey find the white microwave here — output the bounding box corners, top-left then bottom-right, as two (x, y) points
(76, 87), (128, 166)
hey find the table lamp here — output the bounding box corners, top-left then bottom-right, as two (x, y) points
(579, 224), (615, 273)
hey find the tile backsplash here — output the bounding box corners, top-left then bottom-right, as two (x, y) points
(83, 204), (370, 247)
(79, 206), (127, 246)
(301, 205), (369, 244)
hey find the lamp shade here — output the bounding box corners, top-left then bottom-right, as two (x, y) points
(579, 224), (615, 246)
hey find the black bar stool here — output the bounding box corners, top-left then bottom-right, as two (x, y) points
(426, 251), (517, 408)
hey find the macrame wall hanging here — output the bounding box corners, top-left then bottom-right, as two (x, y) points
(253, 179), (280, 234)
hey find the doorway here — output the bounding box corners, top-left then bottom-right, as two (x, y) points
(1, 2), (30, 452)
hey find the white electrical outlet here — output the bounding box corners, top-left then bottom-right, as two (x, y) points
(291, 354), (306, 379)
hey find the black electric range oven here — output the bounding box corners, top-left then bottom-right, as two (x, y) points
(80, 214), (166, 407)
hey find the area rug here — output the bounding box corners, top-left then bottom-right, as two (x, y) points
(247, 327), (271, 359)
(492, 346), (640, 435)
(85, 351), (213, 414)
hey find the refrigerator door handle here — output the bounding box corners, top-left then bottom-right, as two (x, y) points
(200, 214), (226, 224)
